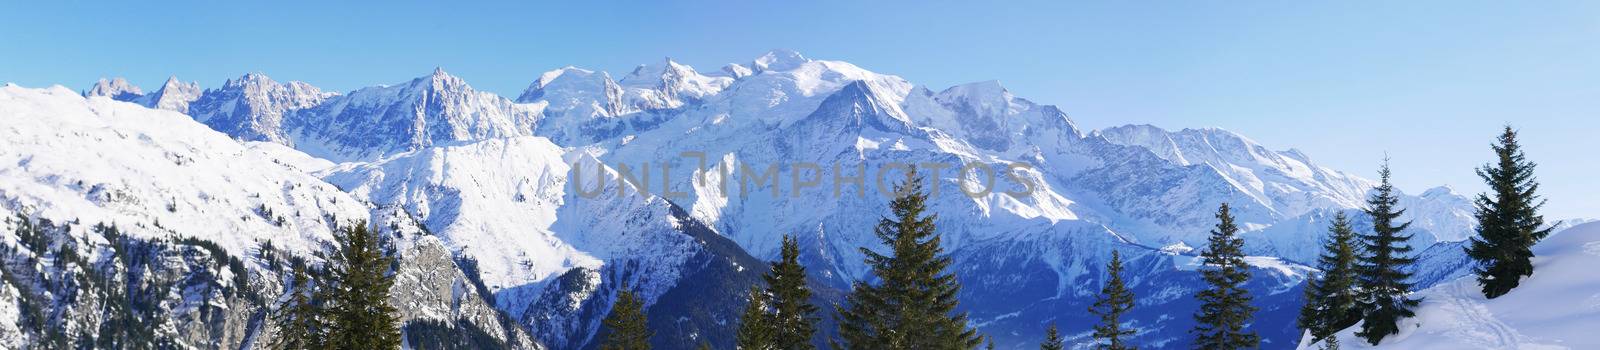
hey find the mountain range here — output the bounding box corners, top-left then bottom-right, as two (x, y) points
(1, 50), (1503, 349)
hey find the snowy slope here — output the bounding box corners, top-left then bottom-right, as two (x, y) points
(0, 85), (537, 349)
(1302, 222), (1600, 349)
(1, 84), (366, 256)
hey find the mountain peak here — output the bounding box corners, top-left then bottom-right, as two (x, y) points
(752, 49), (809, 72)
(1421, 185), (1457, 198)
(225, 72), (278, 89)
(720, 63), (753, 78)
(84, 77), (143, 99)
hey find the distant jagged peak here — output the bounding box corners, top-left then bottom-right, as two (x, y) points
(933, 80), (1029, 115)
(208, 72), (333, 105)
(803, 79), (914, 133)
(147, 75), (202, 113)
(752, 49), (810, 73)
(223, 71), (276, 88)
(1420, 185), (1459, 198)
(519, 65), (621, 110)
(620, 57), (691, 86)
(157, 75), (199, 91)
(410, 66), (472, 92)
(83, 77), (144, 99)
(532, 66), (605, 90)
(717, 63), (753, 79)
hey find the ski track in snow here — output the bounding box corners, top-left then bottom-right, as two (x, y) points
(1441, 281), (1522, 349)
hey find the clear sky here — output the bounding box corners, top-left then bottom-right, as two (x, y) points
(2, 1), (1596, 219)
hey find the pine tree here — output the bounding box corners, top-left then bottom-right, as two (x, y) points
(1297, 213), (1362, 340)
(270, 264), (325, 350)
(1466, 126), (1554, 299)
(737, 286), (775, 350)
(1320, 335), (1340, 350)
(1040, 323), (1064, 350)
(1091, 251), (1137, 350)
(1355, 162), (1421, 345)
(324, 223), (401, 350)
(835, 170), (982, 349)
(601, 287), (653, 350)
(1190, 203), (1259, 350)
(766, 235), (819, 349)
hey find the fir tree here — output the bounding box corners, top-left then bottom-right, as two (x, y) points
(1466, 126), (1554, 299)
(1355, 162), (1420, 345)
(766, 235), (819, 349)
(270, 264), (324, 350)
(835, 170), (982, 349)
(601, 287), (653, 350)
(324, 223), (402, 350)
(1040, 323), (1064, 350)
(1190, 203), (1259, 350)
(1320, 335), (1340, 350)
(1091, 251), (1137, 350)
(1297, 213), (1362, 340)
(737, 286), (775, 350)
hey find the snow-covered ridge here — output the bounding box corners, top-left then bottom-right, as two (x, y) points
(1303, 222), (1600, 349)
(2, 85), (365, 257)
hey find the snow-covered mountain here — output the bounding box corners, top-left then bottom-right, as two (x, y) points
(1302, 222), (1600, 349)
(1, 50), (1506, 349)
(286, 68), (541, 161)
(84, 76), (204, 114)
(0, 85), (536, 348)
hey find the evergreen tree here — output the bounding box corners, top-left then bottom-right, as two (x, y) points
(835, 170), (982, 349)
(766, 235), (819, 349)
(1466, 126), (1554, 299)
(270, 264), (324, 350)
(324, 223), (402, 350)
(1320, 335), (1340, 350)
(601, 287), (653, 350)
(1355, 162), (1421, 345)
(1040, 323), (1064, 350)
(737, 286), (775, 350)
(1091, 251), (1137, 350)
(1190, 203), (1259, 350)
(1297, 213), (1362, 340)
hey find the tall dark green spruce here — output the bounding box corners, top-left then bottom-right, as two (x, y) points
(1091, 251), (1137, 350)
(1190, 203), (1259, 350)
(1040, 323), (1064, 350)
(835, 171), (982, 349)
(324, 223), (402, 350)
(270, 264), (325, 350)
(1466, 126), (1554, 299)
(1297, 212), (1362, 341)
(767, 235), (820, 349)
(601, 287), (653, 350)
(1355, 162), (1420, 345)
(737, 286), (775, 350)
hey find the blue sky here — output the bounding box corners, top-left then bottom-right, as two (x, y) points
(2, 1), (1596, 219)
